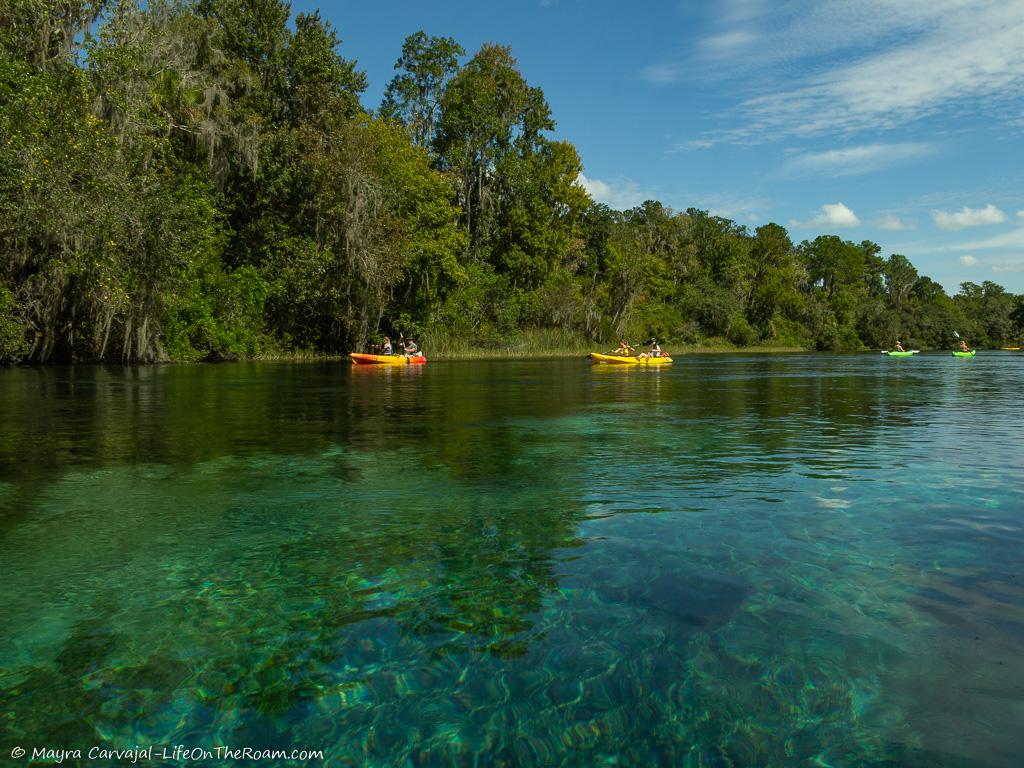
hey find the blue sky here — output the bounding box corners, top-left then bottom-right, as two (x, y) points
(302, 0), (1024, 293)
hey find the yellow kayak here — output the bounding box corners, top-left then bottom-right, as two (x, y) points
(1000, 347), (1021, 351)
(589, 352), (673, 366)
(350, 352), (426, 365)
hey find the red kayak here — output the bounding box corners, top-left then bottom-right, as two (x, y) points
(349, 353), (426, 366)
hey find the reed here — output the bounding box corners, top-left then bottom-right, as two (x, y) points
(421, 328), (593, 359)
(421, 330), (806, 359)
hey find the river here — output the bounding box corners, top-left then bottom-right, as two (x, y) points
(1, 354), (1021, 766)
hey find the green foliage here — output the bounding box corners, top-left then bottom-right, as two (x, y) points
(435, 263), (524, 345)
(164, 265), (269, 360)
(954, 281), (1018, 347)
(0, 3), (1019, 364)
(0, 282), (29, 362)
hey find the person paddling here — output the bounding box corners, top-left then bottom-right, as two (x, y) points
(403, 338), (419, 357)
(638, 338), (663, 359)
(958, 338), (970, 352)
(611, 338), (635, 356)
(893, 340), (905, 352)
(381, 336), (393, 355)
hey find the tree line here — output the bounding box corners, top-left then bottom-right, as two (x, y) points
(2, 0), (1022, 363)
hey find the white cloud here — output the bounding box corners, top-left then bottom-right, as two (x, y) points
(640, 63), (679, 84)
(959, 255), (979, 266)
(702, 29), (757, 56)
(1018, 210), (1024, 222)
(932, 204), (1006, 231)
(991, 261), (1024, 273)
(684, 138), (716, 150)
(691, 192), (769, 223)
(876, 214), (912, 231)
(791, 202), (860, 229)
(576, 173), (650, 210)
(892, 226), (1024, 255)
(780, 142), (934, 178)
(719, 0), (771, 25)
(666, 2), (1024, 143)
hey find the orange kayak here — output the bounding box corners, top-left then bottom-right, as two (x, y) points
(350, 353), (426, 365)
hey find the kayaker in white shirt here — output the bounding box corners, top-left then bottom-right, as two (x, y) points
(638, 338), (663, 359)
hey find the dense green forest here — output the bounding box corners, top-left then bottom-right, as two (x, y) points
(2, 0), (1022, 363)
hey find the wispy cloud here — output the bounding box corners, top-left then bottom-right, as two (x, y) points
(932, 204), (1005, 231)
(791, 202), (860, 229)
(577, 173), (651, 211)
(659, 2), (1024, 144)
(1018, 210), (1024, 222)
(701, 29), (757, 56)
(959, 255), (979, 266)
(895, 225), (1024, 254)
(780, 142), (934, 178)
(991, 260), (1024, 273)
(876, 213), (912, 231)
(955, 227), (1024, 252)
(687, 192), (770, 224)
(640, 63), (679, 84)
(718, 0), (771, 26)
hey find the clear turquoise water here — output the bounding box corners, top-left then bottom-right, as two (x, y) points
(0, 354), (1022, 766)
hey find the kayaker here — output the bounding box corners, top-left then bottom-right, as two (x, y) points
(638, 338), (663, 359)
(611, 338), (635, 355)
(893, 340), (905, 352)
(403, 338), (419, 357)
(382, 336), (393, 355)
(958, 339), (970, 352)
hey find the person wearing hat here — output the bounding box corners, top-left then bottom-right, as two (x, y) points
(638, 338), (663, 359)
(403, 337), (419, 357)
(893, 339), (905, 352)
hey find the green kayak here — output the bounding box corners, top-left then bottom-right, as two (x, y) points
(883, 351), (916, 357)
(952, 350), (976, 357)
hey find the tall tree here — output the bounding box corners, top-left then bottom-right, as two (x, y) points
(380, 31), (463, 149)
(747, 223), (804, 340)
(435, 43), (553, 260)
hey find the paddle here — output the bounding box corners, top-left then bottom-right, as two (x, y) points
(952, 330), (971, 352)
(605, 343), (637, 355)
(882, 340), (912, 354)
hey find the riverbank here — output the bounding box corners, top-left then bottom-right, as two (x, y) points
(391, 329), (807, 360)
(253, 340), (808, 363)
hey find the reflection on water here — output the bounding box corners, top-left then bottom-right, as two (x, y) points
(1, 354), (1022, 766)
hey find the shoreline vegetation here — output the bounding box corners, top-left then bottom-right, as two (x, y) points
(2, 2), (1023, 366)
(256, 345), (808, 363)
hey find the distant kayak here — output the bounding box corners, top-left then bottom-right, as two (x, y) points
(589, 352), (672, 366)
(951, 350), (976, 357)
(1000, 347), (1021, 351)
(350, 353), (426, 365)
(882, 350), (918, 357)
